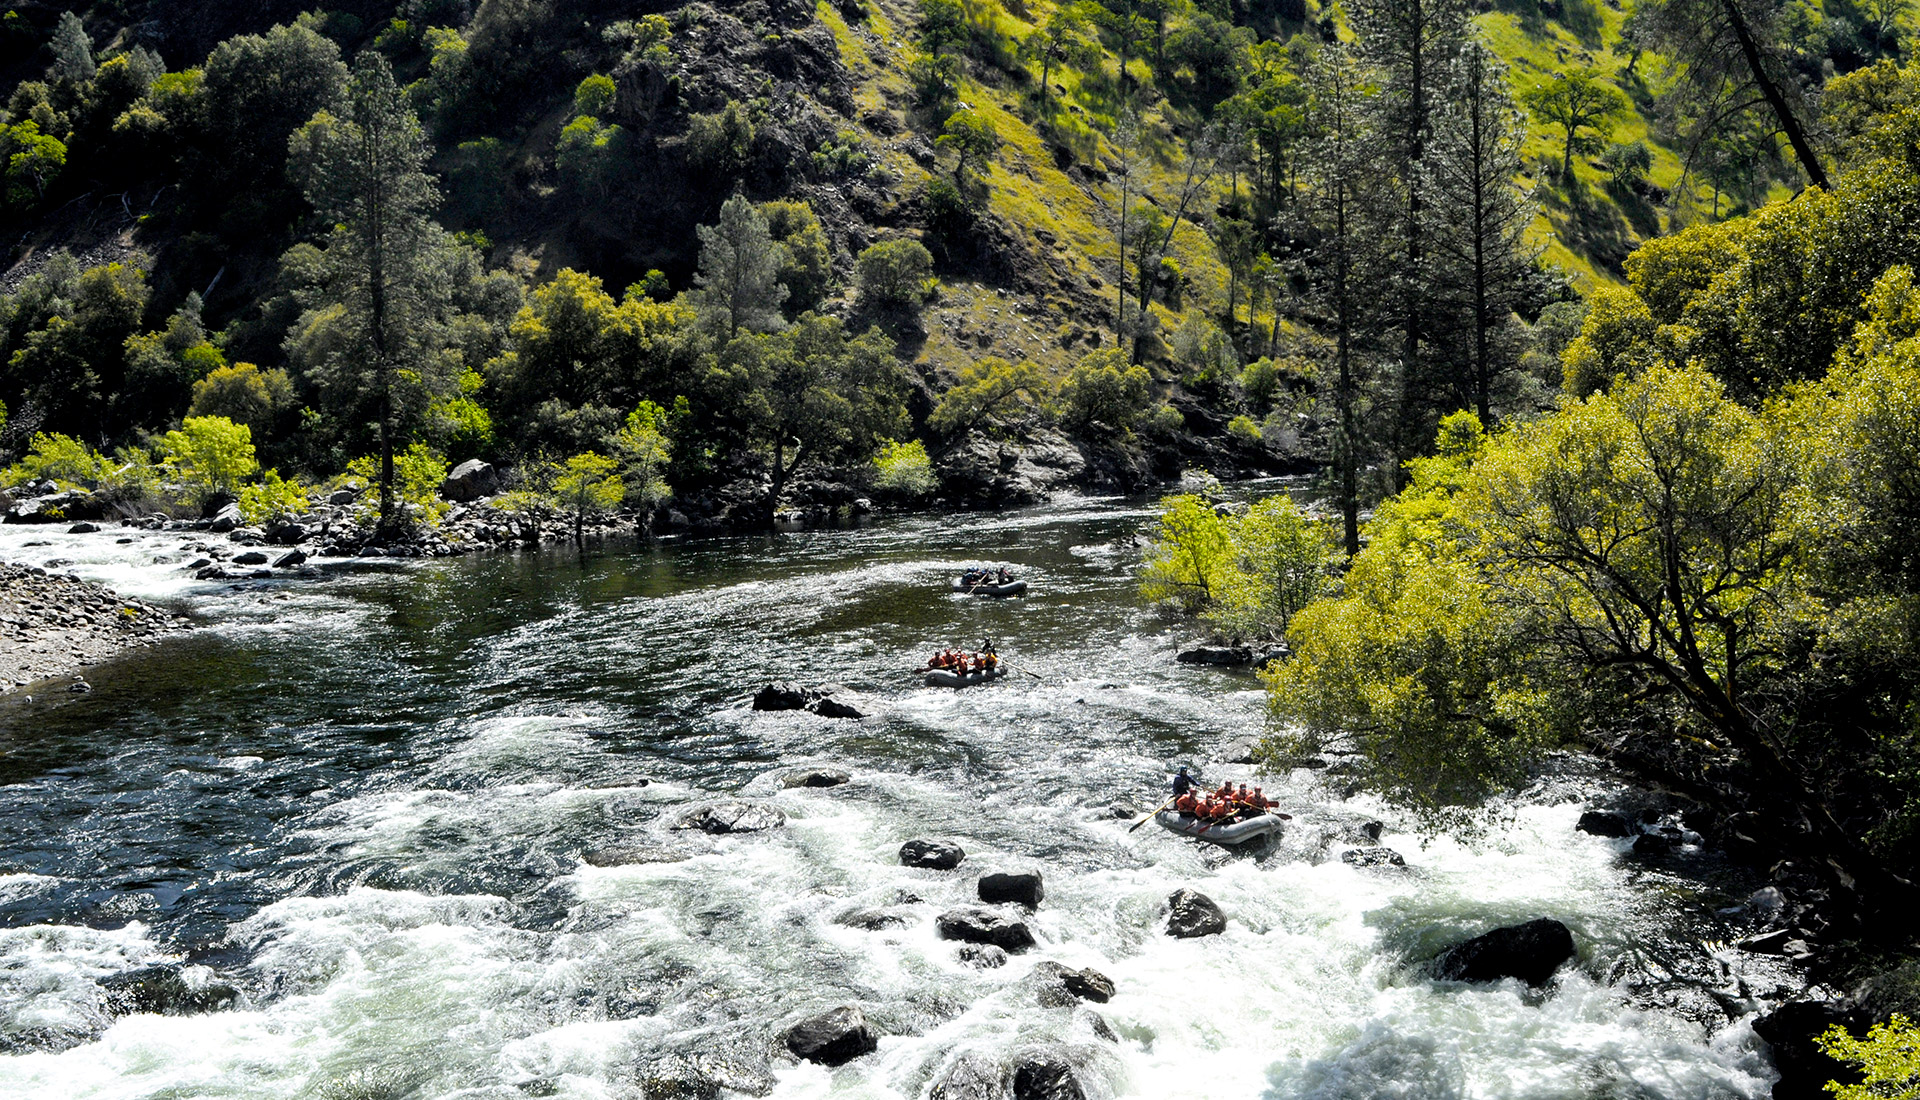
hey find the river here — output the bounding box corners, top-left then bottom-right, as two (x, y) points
(0, 495), (1785, 1098)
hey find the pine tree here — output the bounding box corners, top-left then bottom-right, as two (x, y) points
(1421, 39), (1539, 425)
(49, 12), (95, 87)
(287, 53), (452, 535)
(694, 194), (789, 339)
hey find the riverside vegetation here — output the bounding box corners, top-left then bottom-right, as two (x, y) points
(4, 0), (1920, 1087)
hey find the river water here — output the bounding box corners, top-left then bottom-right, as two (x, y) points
(0, 496), (1784, 1099)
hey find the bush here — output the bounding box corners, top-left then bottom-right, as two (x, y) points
(238, 468), (311, 525)
(1143, 402), (1185, 437)
(1818, 1013), (1920, 1100)
(347, 444), (449, 528)
(573, 73), (615, 117)
(873, 438), (936, 496)
(613, 401), (672, 509)
(1227, 414), (1263, 444)
(3, 432), (108, 488)
(856, 239), (935, 308)
(158, 417), (258, 504)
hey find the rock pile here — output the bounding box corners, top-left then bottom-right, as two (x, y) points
(0, 563), (181, 692)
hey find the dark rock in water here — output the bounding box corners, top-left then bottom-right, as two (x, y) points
(979, 870), (1044, 907)
(1176, 645), (1253, 666)
(67, 522), (100, 534)
(1011, 1052), (1085, 1100)
(1755, 1001), (1863, 1100)
(957, 943), (1008, 968)
(752, 682), (812, 711)
(837, 908), (907, 931)
(1080, 1010), (1119, 1043)
(900, 839), (965, 869)
(808, 694), (868, 719)
(1577, 811), (1634, 838)
(637, 1050), (775, 1100)
(441, 458), (500, 502)
(783, 768), (851, 788)
(100, 965), (239, 1016)
(1434, 919), (1575, 986)
(1359, 820), (1385, 842)
(68, 680), (91, 694)
(936, 907), (1036, 951)
(272, 549), (308, 568)
(231, 551), (269, 566)
(1033, 961), (1115, 1004)
(206, 503), (241, 533)
(1631, 832), (1678, 856)
(1166, 889), (1226, 938)
(582, 846), (690, 867)
(677, 802), (786, 834)
(932, 1052), (1003, 1100)
(784, 1005), (880, 1066)
(1341, 847), (1405, 868)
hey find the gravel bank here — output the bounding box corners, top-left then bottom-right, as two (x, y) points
(0, 562), (183, 693)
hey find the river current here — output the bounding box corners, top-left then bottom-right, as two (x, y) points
(0, 496), (1783, 1099)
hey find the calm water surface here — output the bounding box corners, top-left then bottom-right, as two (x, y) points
(0, 496), (1779, 1098)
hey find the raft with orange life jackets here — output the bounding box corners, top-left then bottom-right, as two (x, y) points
(1156, 780), (1289, 845)
(919, 646), (1008, 687)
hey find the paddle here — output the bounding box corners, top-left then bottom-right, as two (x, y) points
(997, 658), (1045, 682)
(1129, 794), (1179, 832)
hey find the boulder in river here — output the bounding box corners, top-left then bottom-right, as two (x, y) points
(67, 521), (100, 534)
(1577, 811), (1634, 837)
(272, 549), (308, 569)
(1011, 1051), (1086, 1100)
(1754, 1000), (1863, 1099)
(936, 907), (1036, 951)
(1033, 961), (1114, 1005)
(231, 551), (269, 566)
(900, 839), (965, 869)
(784, 1005), (880, 1066)
(99, 964), (240, 1016)
(783, 768), (851, 788)
(932, 1052), (1003, 1100)
(978, 870), (1044, 907)
(836, 907), (907, 931)
(677, 802), (786, 834)
(1176, 645), (1253, 666)
(1340, 847), (1405, 868)
(957, 943), (1008, 968)
(750, 682), (869, 720)
(638, 1050), (776, 1100)
(1433, 918), (1575, 986)
(1166, 889), (1226, 938)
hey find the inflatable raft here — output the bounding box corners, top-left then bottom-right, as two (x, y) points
(1154, 810), (1287, 846)
(924, 666), (1009, 687)
(954, 577), (1028, 597)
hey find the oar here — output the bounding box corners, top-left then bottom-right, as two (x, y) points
(1129, 795), (1179, 832)
(998, 659), (1045, 682)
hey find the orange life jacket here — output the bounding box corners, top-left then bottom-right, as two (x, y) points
(1174, 792), (1197, 814)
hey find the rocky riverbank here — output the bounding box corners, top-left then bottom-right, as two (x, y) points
(0, 562), (183, 694)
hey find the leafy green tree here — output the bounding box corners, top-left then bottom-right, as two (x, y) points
(1210, 496), (1335, 638)
(685, 101), (755, 181)
(49, 12), (94, 87)
(929, 356), (1047, 438)
(1140, 493), (1235, 614)
(573, 73), (616, 117)
(553, 451), (625, 543)
(873, 438), (937, 496)
(707, 313), (908, 526)
(1021, 3), (1097, 106)
(189, 362), (296, 439)
(160, 415), (258, 504)
(238, 469), (311, 525)
(1519, 67), (1629, 183)
(1057, 348), (1152, 434)
(2, 432), (108, 488)
(937, 108), (999, 191)
(855, 239), (935, 308)
(694, 194), (789, 338)
(200, 20), (348, 228)
(761, 200), (833, 315)
(612, 400), (672, 516)
(286, 52), (453, 535)
(555, 114), (626, 197)
(2, 120), (66, 205)
(347, 443), (449, 530)
(1818, 1014), (1920, 1099)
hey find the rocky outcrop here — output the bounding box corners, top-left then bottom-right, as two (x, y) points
(936, 430), (1087, 506)
(783, 768), (851, 788)
(978, 870), (1044, 908)
(751, 681), (869, 719)
(1176, 645), (1253, 665)
(1433, 919), (1575, 986)
(936, 907), (1036, 951)
(900, 839), (966, 869)
(1753, 1001), (1863, 1099)
(676, 802), (786, 834)
(441, 459), (501, 502)
(784, 1005), (880, 1066)
(957, 943), (1008, 968)
(1166, 889), (1226, 938)
(99, 964), (239, 1016)
(4, 488), (107, 524)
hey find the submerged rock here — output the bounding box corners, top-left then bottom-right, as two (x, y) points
(1577, 810), (1634, 837)
(957, 943), (1008, 968)
(750, 682), (869, 719)
(99, 964), (239, 1016)
(1176, 645), (1252, 666)
(784, 1005), (880, 1066)
(1340, 847), (1405, 868)
(932, 1052), (1003, 1100)
(836, 907), (907, 931)
(978, 870), (1044, 907)
(783, 768), (851, 788)
(677, 802), (786, 834)
(936, 907), (1036, 951)
(1166, 889), (1226, 938)
(1032, 961), (1115, 1004)
(900, 839), (966, 869)
(635, 1050), (775, 1100)
(1433, 918), (1575, 986)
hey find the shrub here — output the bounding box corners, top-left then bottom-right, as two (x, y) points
(613, 401), (672, 509)
(238, 468), (311, 524)
(1817, 1013), (1920, 1100)
(1227, 414), (1263, 444)
(856, 239), (936, 308)
(189, 362), (296, 437)
(873, 438), (936, 496)
(553, 450), (625, 541)
(573, 73), (615, 117)
(159, 416), (258, 504)
(3, 432), (108, 488)
(347, 444), (449, 528)
(1143, 402), (1185, 437)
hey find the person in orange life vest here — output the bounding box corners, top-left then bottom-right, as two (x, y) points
(1251, 787), (1269, 810)
(1174, 790), (1199, 816)
(1237, 783), (1252, 806)
(1214, 781), (1234, 802)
